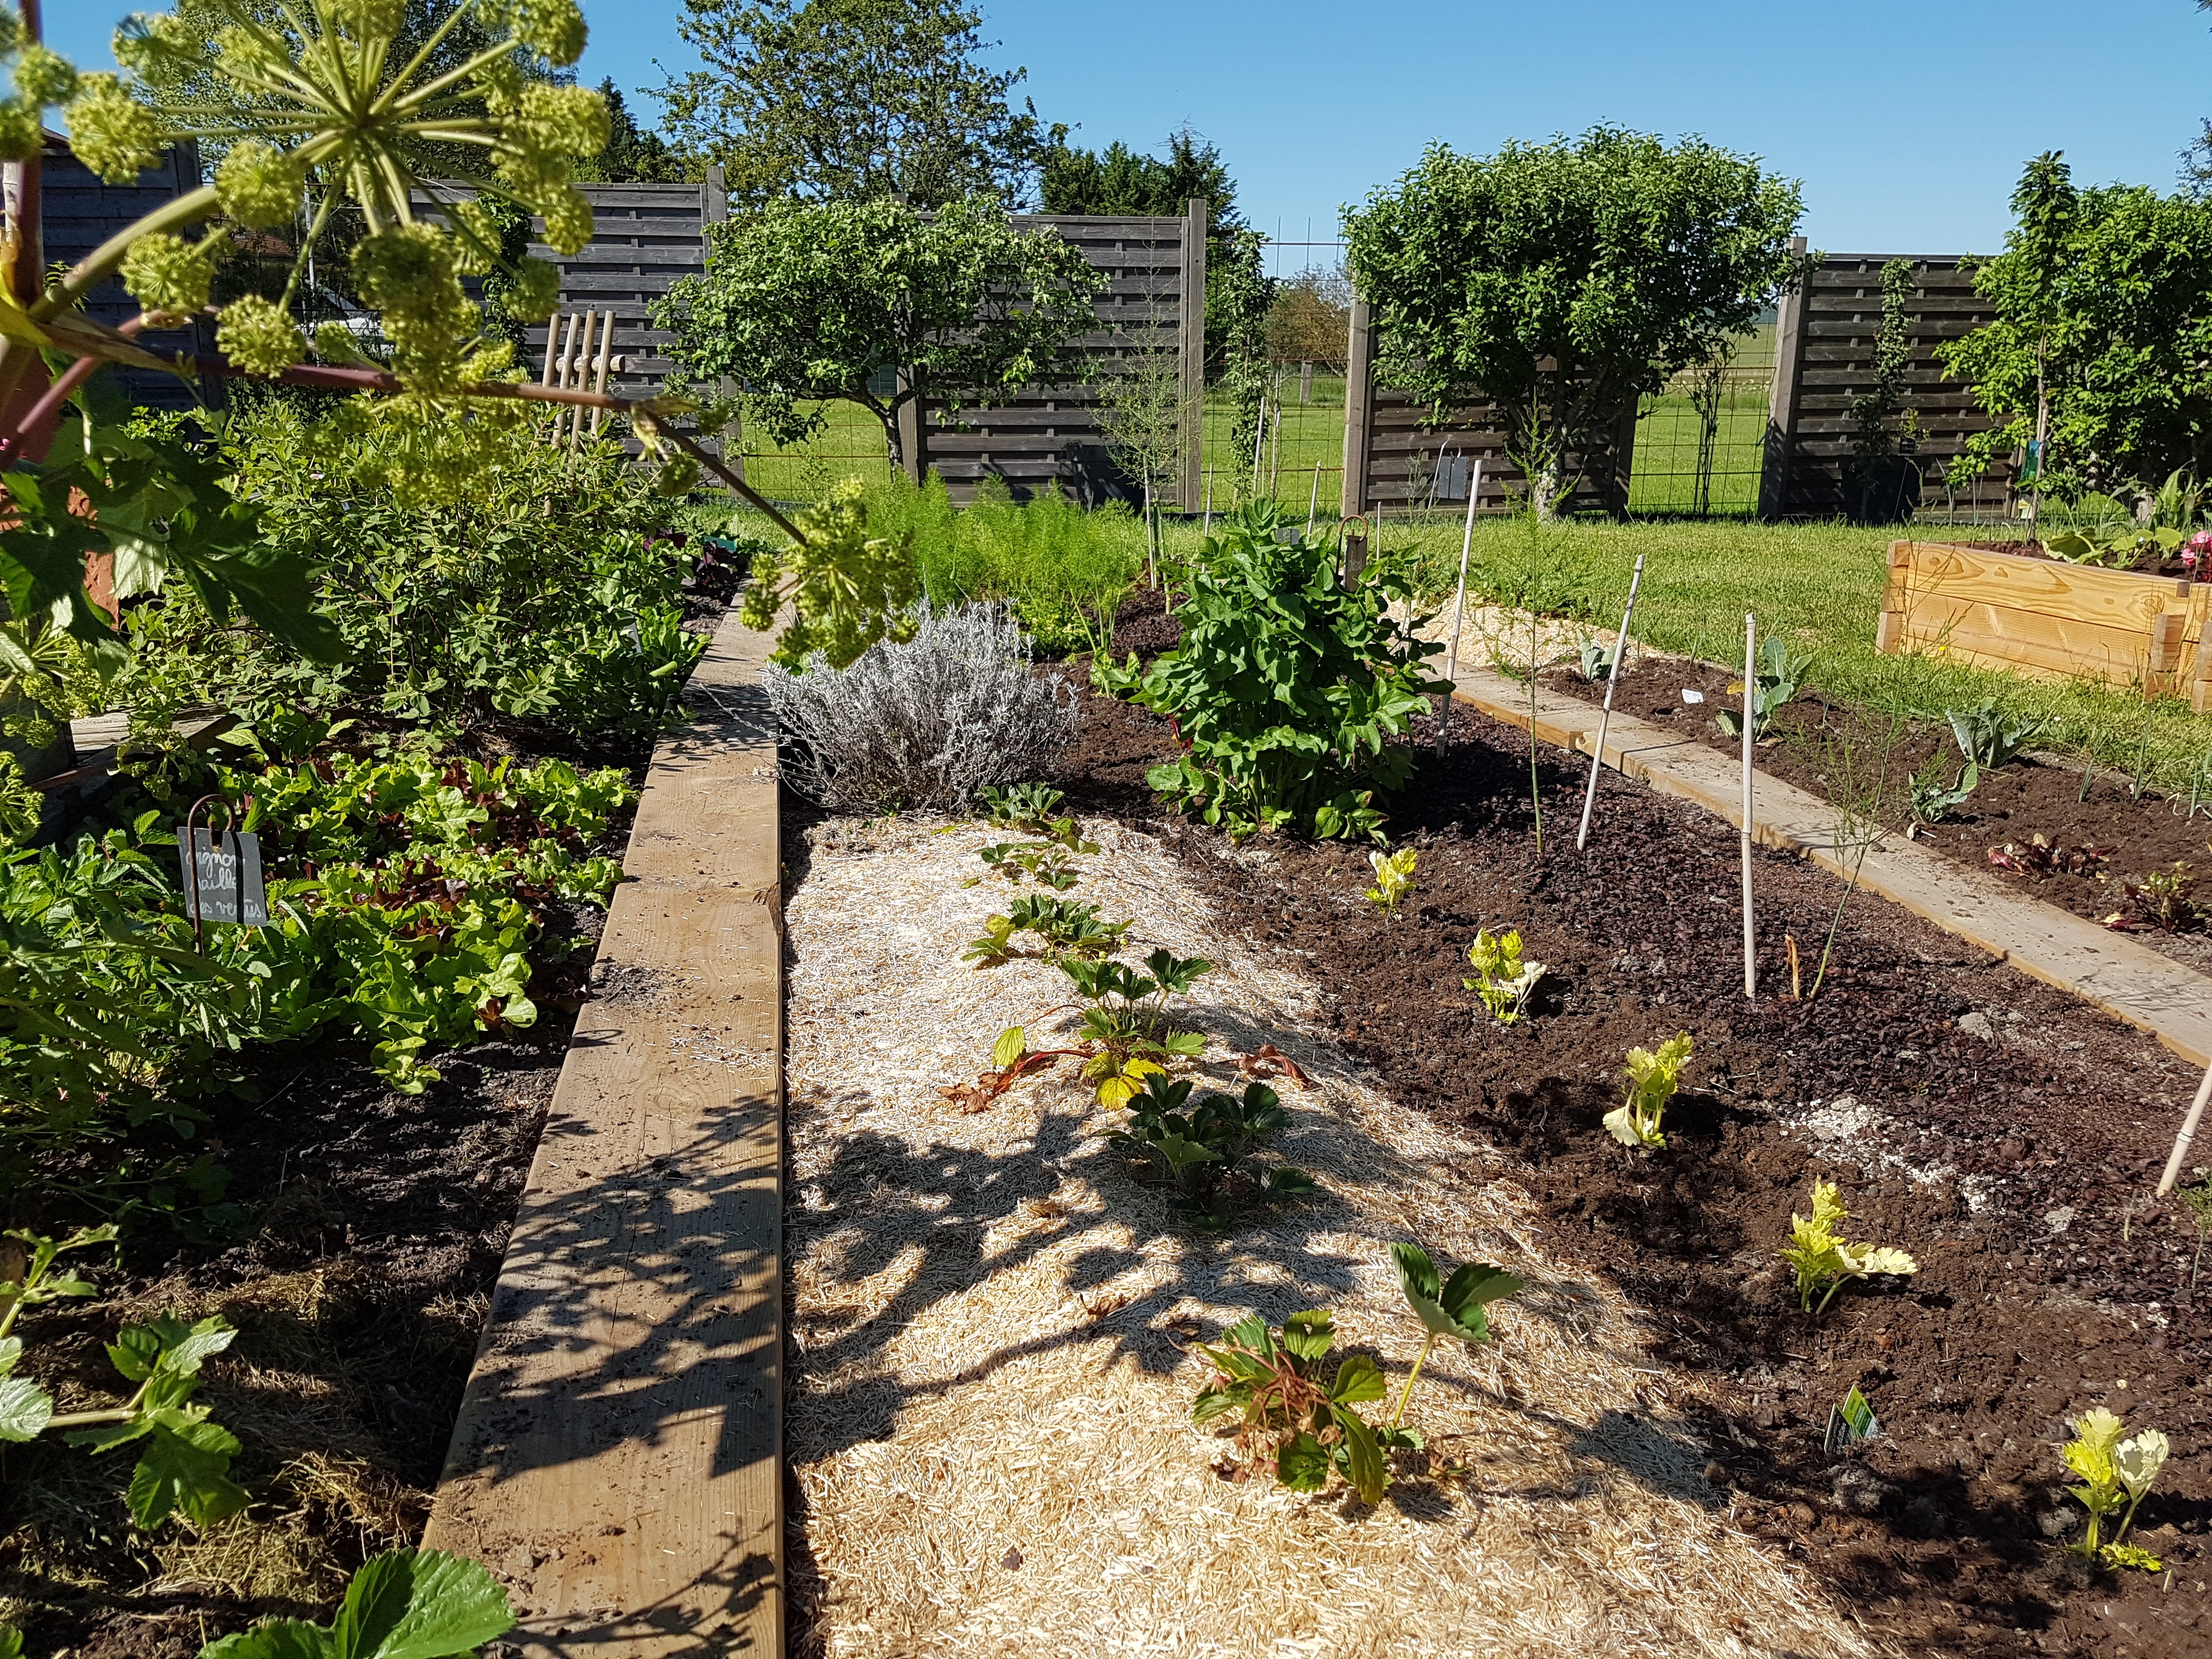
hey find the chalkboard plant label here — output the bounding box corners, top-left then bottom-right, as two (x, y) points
(176, 829), (268, 927)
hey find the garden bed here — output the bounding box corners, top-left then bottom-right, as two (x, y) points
(1541, 652), (2212, 978)
(781, 648), (2212, 1658)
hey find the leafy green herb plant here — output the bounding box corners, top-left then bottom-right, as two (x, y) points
(1777, 1180), (1920, 1313)
(1716, 637), (1811, 740)
(1601, 1032), (1694, 1150)
(1948, 699), (2044, 770)
(197, 1546), (515, 1658)
(1108, 1075), (1313, 1229)
(2058, 1407), (2169, 1568)
(1191, 1309), (1392, 1504)
(0, 1227), (247, 1530)
(1464, 927), (1543, 1024)
(1907, 751), (1979, 830)
(1387, 1243), (1522, 1432)
(1364, 847), (1418, 917)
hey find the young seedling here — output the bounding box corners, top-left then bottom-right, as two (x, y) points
(2173, 1169), (2212, 1288)
(1906, 751), (1978, 832)
(1777, 1180), (1918, 1313)
(962, 895), (1131, 967)
(1364, 847), (1417, 917)
(1387, 1243), (1522, 1432)
(2059, 1406), (2169, 1568)
(0, 1227), (248, 1530)
(1716, 636), (1811, 740)
(1464, 927), (1544, 1024)
(1602, 1032), (1694, 1150)
(1191, 1308), (1392, 1503)
(979, 781), (1069, 833)
(1108, 1075), (1314, 1230)
(2106, 864), (2200, 934)
(1945, 699), (2043, 770)
(972, 839), (1088, 890)
(1988, 834), (2112, 878)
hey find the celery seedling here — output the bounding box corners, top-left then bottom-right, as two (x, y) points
(1602, 1032), (1694, 1149)
(1464, 927), (1543, 1024)
(1387, 1243), (1522, 1431)
(1192, 1309), (1392, 1503)
(1364, 847), (1417, 917)
(2059, 1406), (2169, 1566)
(1777, 1180), (1918, 1313)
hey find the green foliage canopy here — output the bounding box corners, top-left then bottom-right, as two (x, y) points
(1344, 127), (1806, 513)
(654, 193), (1102, 473)
(572, 80), (695, 183)
(654, 0), (1045, 212)
(1941, 154), (2212, 495)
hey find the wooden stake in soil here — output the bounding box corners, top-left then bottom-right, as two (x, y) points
(1575, 551), (1646, 852)
(2157, 1056), (2212, 1195)
(1306, 460), (1321, 541)
(1441, 459), (1486, 688)
(1742, 612), (1757, 1001)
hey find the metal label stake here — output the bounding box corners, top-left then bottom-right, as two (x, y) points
(1575, 551), (1646, 851)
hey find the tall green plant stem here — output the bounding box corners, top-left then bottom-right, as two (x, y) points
(1389, 1330), (1438, 1431)
(1804, 856), (1867, 1003)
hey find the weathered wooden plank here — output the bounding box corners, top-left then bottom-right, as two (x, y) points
(421, 611), (782, 1657)
(1889, 542), (2185, 631)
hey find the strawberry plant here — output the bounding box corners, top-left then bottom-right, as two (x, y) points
(1602, 1032), (1694, 1150)
(936, 1025), (1087, 1110)
(1191, 1309), (1393, 1503)
(1778, 1180), (1919, 1313)
(979, 782), (1069, 832)
(1, 1227), (247, 1530)
(963, 895), (1131, 966)
(1096, 503), (1444, 840)
(1387, 1243), (1522, 1431)
(2058, 1407), (2169, 1568)
(197, 1547), (514, 1658)
(1062, 949), (1210, 1104)
(1107, 1076), (1313, 1229)
(1364, 847), (1417, 917)
(1463, 927), (1543, 1024)
(973, 837), (1093, 890)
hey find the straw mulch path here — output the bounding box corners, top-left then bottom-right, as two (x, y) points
(782, 814), (1871, 1659)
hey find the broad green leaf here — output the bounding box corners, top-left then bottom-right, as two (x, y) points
(1336, 1409), (1388, 1505)
(0, 1624), (23, 1659)
(127, 1419), (247, 1529)
(1438, 1261), (1524, 1317)
(0, 1336), (18, 1376)
(0, 1373), (53, 1442)
(1190, 1386), (1239, 1425)
(1329, 1353), (1386, 1406)
(1601, 1103), (1656, 1148)
(331, 1548), (514, 1659)
(1279, 1309), (1335, 1362)
(991, 1026), (1025, 1070)
(1276, 1430), (1332, 1492)
(1152, 1133), (1220, 1173)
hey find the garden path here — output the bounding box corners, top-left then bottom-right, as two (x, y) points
(419, 609), (785, 1656)
(1449, 664), (2212, 1069)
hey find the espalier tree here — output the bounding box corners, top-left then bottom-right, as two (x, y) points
(0, 0), (815, 698)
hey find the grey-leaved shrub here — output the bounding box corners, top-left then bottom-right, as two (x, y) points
(763, 602), (1078, 812)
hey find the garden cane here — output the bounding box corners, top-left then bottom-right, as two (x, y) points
(2157, 1056), (2212, 1196)
(1438, 461), (1485, 744)
(1575, 551), (1645, 851)
(1742, 612), (1757, 1001)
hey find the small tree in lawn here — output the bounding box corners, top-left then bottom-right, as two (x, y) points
(1343, 127), (1808, 518)
(653, 193), (1103, 484)
(1093, 297), (1183, 572)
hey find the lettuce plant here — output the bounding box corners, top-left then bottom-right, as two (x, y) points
(1109, 1076), (1312, 1230)
(1387, 1243), (1522, 1431)
(1192, 1310), (1392, 1503)
(198, 1547), (513, 1658)
(0, 1227), (246, 1530)
(2059, 1407), (2169, 1567)
(1364, 848), (1417, 917)
(1602, 1032), (1694, 1149)
(1464, 928), (1543, 1024)
(1778, 1180), (1918, 1313)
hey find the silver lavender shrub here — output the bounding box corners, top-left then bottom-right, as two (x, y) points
(762, 602), (1079, 812)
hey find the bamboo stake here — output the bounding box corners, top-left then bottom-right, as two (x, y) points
(1268, 402), (1282, 497)
(1203, 469), (1212, 534)
(543, 312), (577, 443)
(1250, 396), (1266, 498)
(1441, 460), (1485, 686)
(587, 317), (616, 436)
(1742, 612), (1758, 1000)
(2158, 1057), (2212, 1195)
(1575, 551), (1646, 851)
(566, 309), (600, 449)
(1306, 460), (1321, 540)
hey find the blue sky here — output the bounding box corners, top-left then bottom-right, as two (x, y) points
(45, 0), (2212, 263)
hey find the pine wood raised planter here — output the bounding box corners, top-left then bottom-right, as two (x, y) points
(1877, 539), (2212, 710)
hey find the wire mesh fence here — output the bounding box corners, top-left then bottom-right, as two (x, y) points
(1626, 323), (1776, 517)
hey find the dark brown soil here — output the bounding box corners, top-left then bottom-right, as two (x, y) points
(1055, 673), (2212, 1658)
(1548, 653), (2212, 967)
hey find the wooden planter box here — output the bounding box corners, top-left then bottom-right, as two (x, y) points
(1877, 540), (2212, 711)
